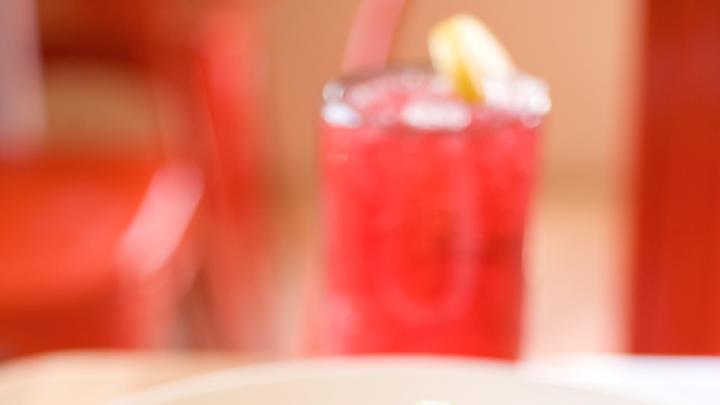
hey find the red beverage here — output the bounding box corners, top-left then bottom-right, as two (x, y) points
(315, 68), (548, 359)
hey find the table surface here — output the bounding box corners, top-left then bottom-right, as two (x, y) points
(4, 352), (720, 404)
(0, 351), (260, 404)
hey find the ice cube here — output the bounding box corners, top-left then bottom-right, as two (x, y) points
(401, 100), (471, 131)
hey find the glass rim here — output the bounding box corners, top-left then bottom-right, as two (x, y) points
(321, 65), (551, 130)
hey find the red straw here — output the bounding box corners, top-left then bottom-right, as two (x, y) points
(341, 0), (409, 73)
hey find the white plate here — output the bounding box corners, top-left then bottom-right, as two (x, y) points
(525, 355), (720, 404)
(112, 357), (652, 405)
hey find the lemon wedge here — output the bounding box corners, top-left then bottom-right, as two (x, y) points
(428, 14), (515, 103)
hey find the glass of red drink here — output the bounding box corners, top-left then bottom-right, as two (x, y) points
(315, 67), (549, 359)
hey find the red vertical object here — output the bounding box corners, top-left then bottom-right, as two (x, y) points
(193, 5), (274, 350)
(135, 1), (274, 350)
(631, 0), (720, 354)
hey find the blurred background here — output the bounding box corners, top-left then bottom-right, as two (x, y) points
(1, 0), (717, 364)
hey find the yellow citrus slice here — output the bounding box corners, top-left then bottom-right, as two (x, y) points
(428, 14), (515, 102)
